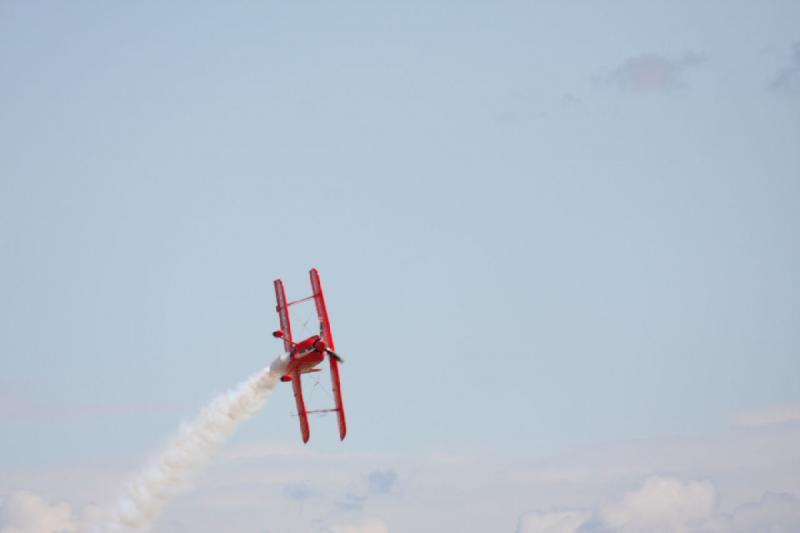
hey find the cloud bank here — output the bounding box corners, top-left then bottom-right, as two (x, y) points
(0, 491), (76, 533)
(598, 477), (716, 532)
(517, 476), (800, 533)
(3, 408), (798, 532)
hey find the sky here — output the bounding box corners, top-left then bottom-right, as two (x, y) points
(1, 1), (799, 532)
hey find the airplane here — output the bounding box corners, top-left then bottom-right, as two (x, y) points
(272, 268), (346, 443)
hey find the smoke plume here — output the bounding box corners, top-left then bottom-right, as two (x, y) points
(96, 356), (287, 532)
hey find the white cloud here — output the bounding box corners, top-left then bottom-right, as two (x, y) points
(517, 477), (800, 533)
(318, 518), (389, 533)
(599, 477), (717, 532)
(0, 491), (76, 533)
(517, 509), (589, 533)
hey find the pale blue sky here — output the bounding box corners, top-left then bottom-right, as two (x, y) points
(1, 2), (799, 531)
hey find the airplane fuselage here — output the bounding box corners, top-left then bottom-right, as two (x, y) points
(280, 334), (327, 381)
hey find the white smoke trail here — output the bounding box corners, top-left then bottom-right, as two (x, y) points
(98, 355), (288, 532)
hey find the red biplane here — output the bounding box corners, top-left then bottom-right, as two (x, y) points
(272, 268), (346, 443)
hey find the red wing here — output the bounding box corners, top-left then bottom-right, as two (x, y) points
(309, 268), (347, 440)
(291, 371), (310, 443)
(329, 355), (347, 440)
(274, 279), (294, 353)
(309, 268), (334, 349)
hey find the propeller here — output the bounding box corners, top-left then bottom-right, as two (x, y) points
(325, 349), (344, 363)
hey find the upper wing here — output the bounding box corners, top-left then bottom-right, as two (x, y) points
(309, 268), (334, 350)
(274, 279), (294, 353)
(309, 268), (347, 440)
